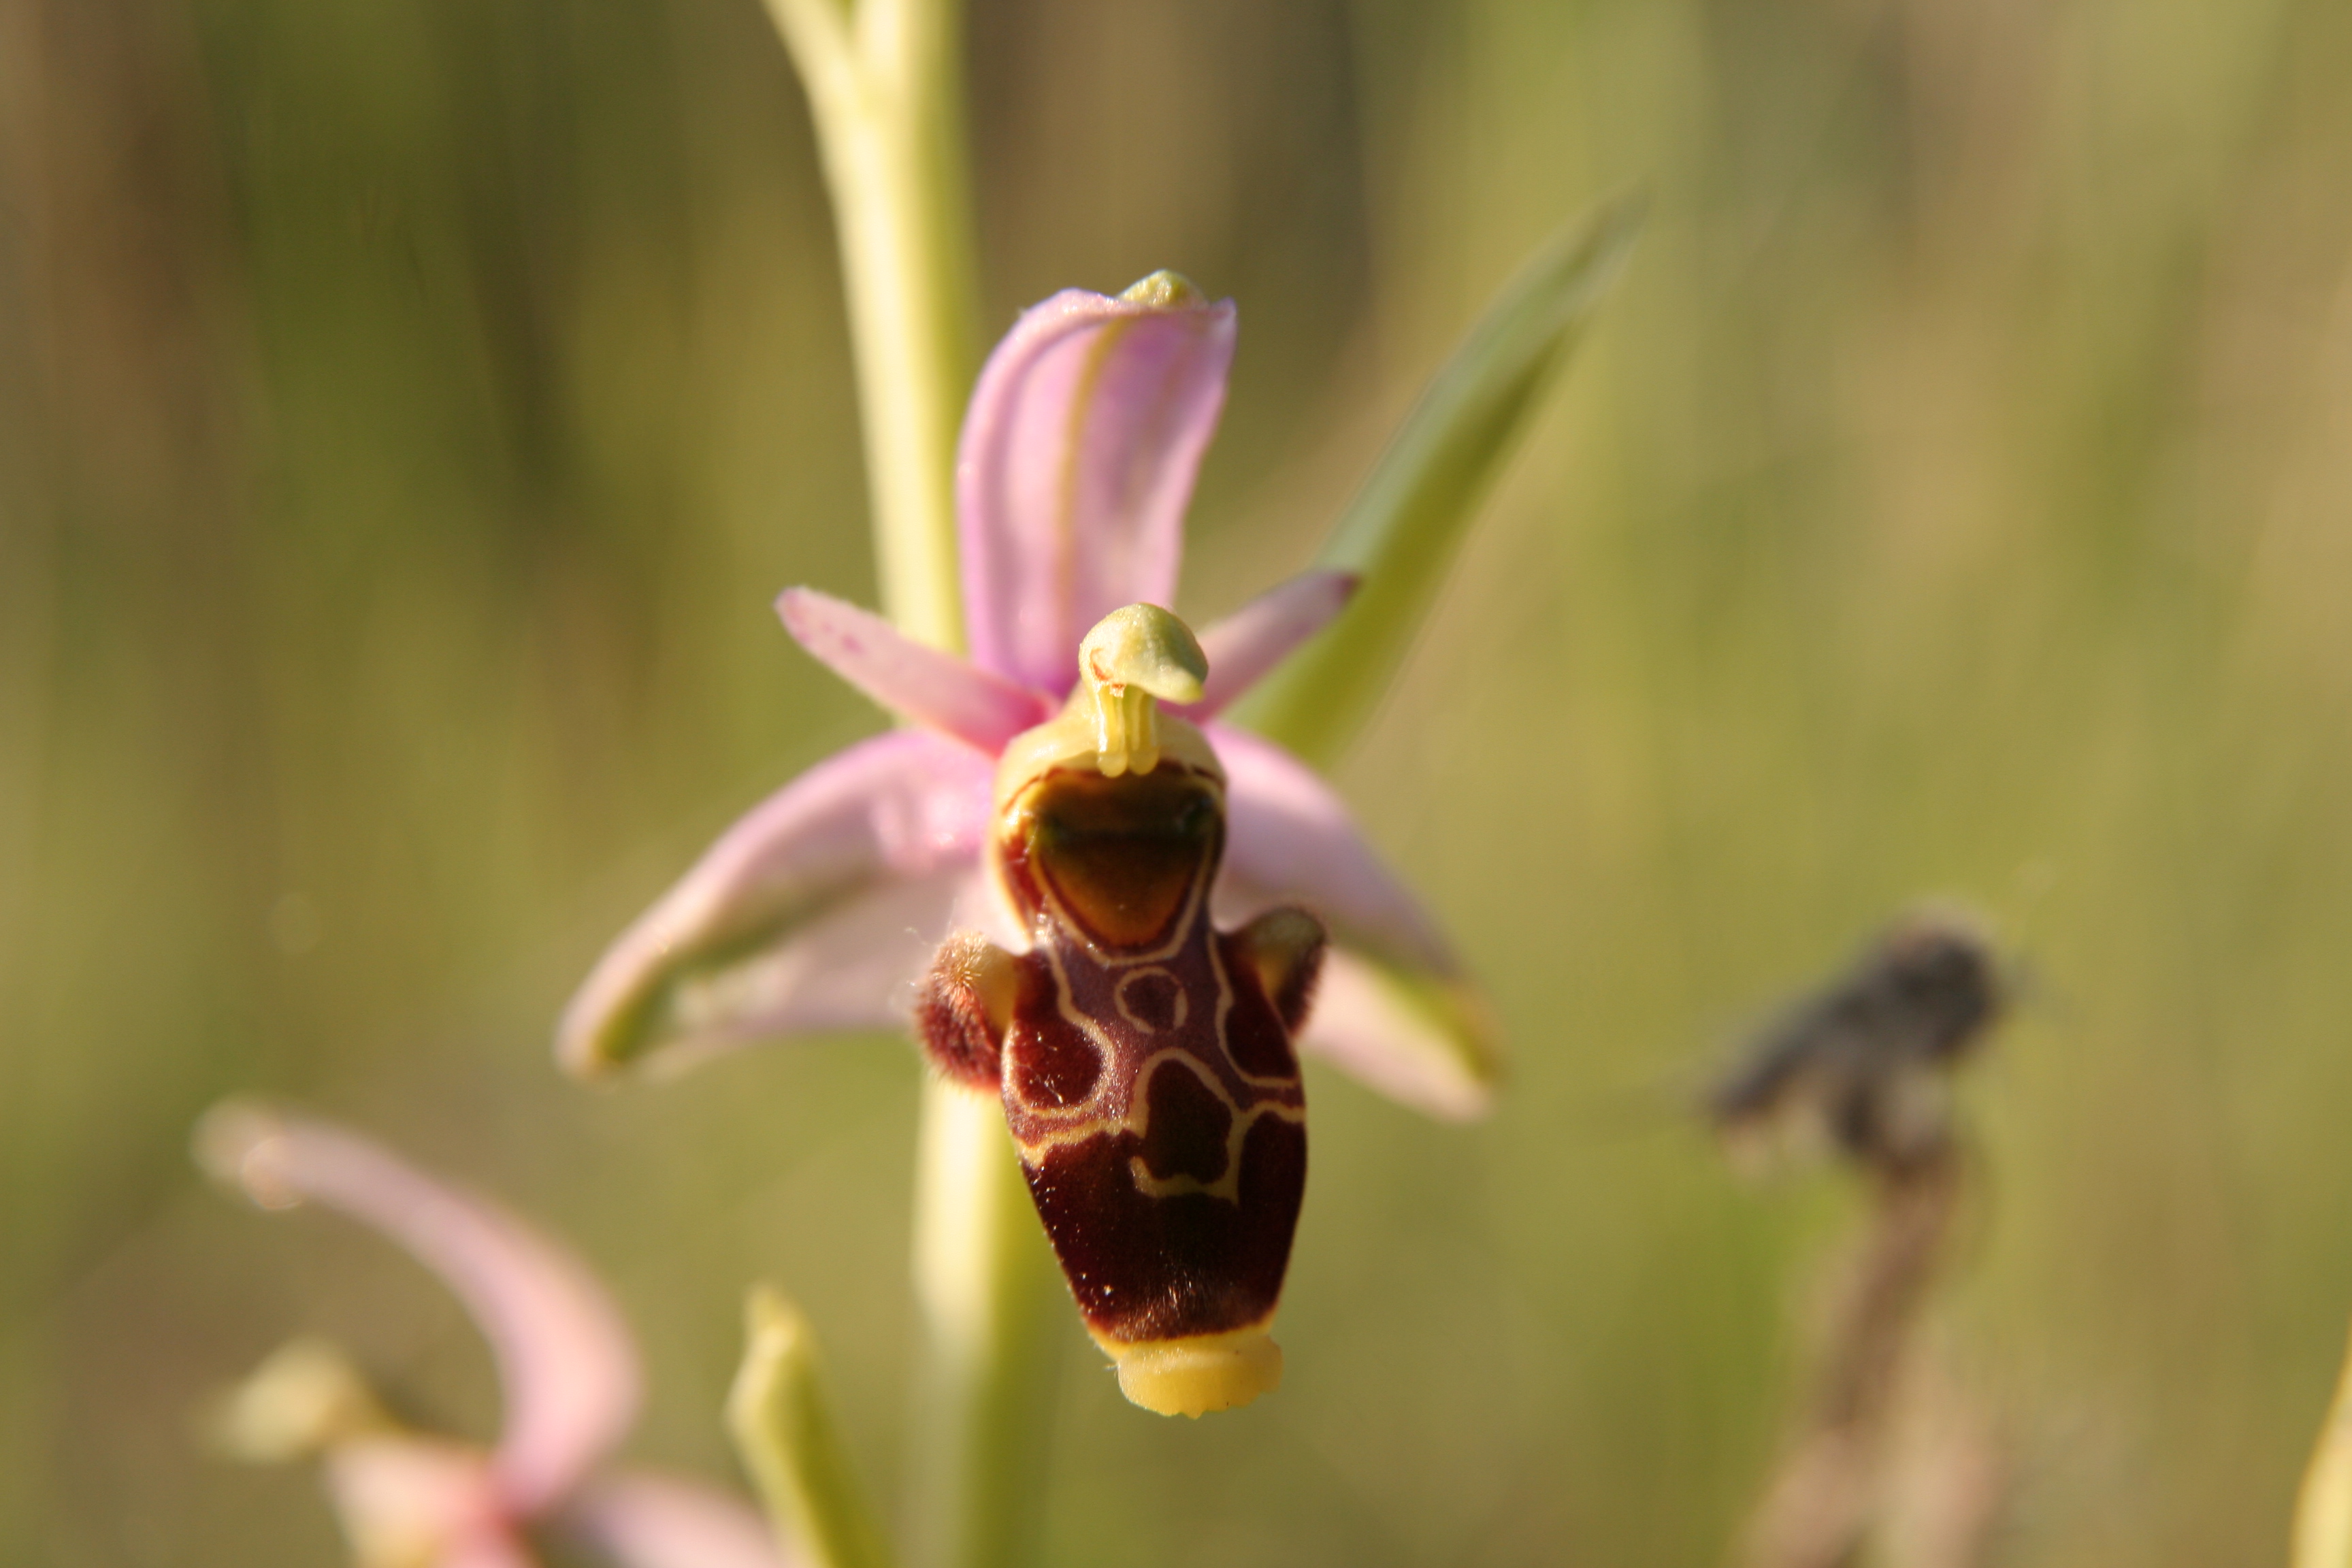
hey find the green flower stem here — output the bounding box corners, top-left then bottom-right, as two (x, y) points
(762, 0), (978, 651)
(907, 1084), (1061, 1568)
(2296, 1313), (2352, 1568)
(729, 1287), (900, 1568)
(762, 5), (1056, 1567)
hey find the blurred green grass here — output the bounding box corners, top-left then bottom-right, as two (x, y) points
(7, 0), (2352, 1562)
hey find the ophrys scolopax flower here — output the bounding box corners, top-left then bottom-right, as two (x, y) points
(559, 272), (1499, 1415)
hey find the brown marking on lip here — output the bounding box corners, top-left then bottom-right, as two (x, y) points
(1114, 967), (1186, 1032)
(1024, 1110), (1307, 1345)
(1218, 929), (1308, 1081)
(1135, 1060), (1234, 1186)
(1007, 1000), (1103, 1109)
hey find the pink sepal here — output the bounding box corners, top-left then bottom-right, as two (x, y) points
(1211, 725), (1499, 1119)
(1179, 570), (1356, 719)
(1296, 948), (1497, 1122)
(561, 1473), (792, 1568)
(558, 732), (993, 1077)
(1211, 725), (1454, 971)
(958, 284), (1236, 692)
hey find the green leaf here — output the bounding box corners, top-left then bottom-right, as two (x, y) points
(1230, 194), (1644, 763)
(728, 1286), (899, 1568)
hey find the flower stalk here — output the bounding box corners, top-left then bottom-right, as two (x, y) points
(906, 1091), (1062, 1568)
(762, 0), (978, 651)
(2294, 1316), (2352, 1568)
(758, 3), (1051, 1565)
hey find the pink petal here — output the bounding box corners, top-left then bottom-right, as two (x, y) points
(1177, 570), (1358, 719)
(1209, 725), (1499, 1120)
(197, 1107), (642, 1515)
(559, 732), (994, 1077)
(562, 1473), (793, 1568)
(438, 1531), (547, 1568)
(958, 282), (1237, 691)
(777, 587), (1051, 751)
(321, 1435), (524, 1568)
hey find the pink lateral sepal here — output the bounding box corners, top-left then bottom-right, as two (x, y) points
(1179, 571), (1358, 720)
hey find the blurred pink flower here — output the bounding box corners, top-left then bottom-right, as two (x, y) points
(561, 274), (1494, 1117)
(198, 1102), (788, 1568)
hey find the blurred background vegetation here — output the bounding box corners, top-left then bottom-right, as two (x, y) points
(7, 0), (2352, 1561)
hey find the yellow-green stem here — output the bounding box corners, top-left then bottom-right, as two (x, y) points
(908, 1084), (1060, 1568)
(762, 0), (977, 651)
(761, 5), (1055, 1567)
(2295, 1314), (2352, 1568)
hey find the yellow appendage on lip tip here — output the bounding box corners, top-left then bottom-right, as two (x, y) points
(1077, 604), (1207, 779)
(1107, 1328), (1283, 1418)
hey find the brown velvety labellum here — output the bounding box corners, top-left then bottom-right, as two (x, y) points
(992, 762), (1315, 1350)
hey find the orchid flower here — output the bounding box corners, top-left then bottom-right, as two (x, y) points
(559, 272), (1496, 1119)
(197, 1102), (790, 1568)
(557, 270), (1500, 1418)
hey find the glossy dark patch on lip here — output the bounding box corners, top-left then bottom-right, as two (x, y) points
(1004, 766), (1222, 950)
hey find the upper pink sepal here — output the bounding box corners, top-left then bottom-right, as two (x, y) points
(559, 731), (994, 1077)
(777, 587), (1051, 751)
(1181, 570), (1358, 719)
(195, 1104), (642, 1516)
(957, 278), (1237, 693)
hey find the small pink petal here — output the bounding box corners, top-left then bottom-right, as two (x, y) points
(321, 1435), (520, 1567)
(197, 1107), (640, 1514)
(559, 732), (993, 1077)
(1210, 724), (1453, 972)
(1178, 571), (1358, 719)
(1297, 947), (1498, 1122)
(958, 281), (1236, 691)
(777, 587), (1051, 752)
(563, 1472), (794, 1568)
